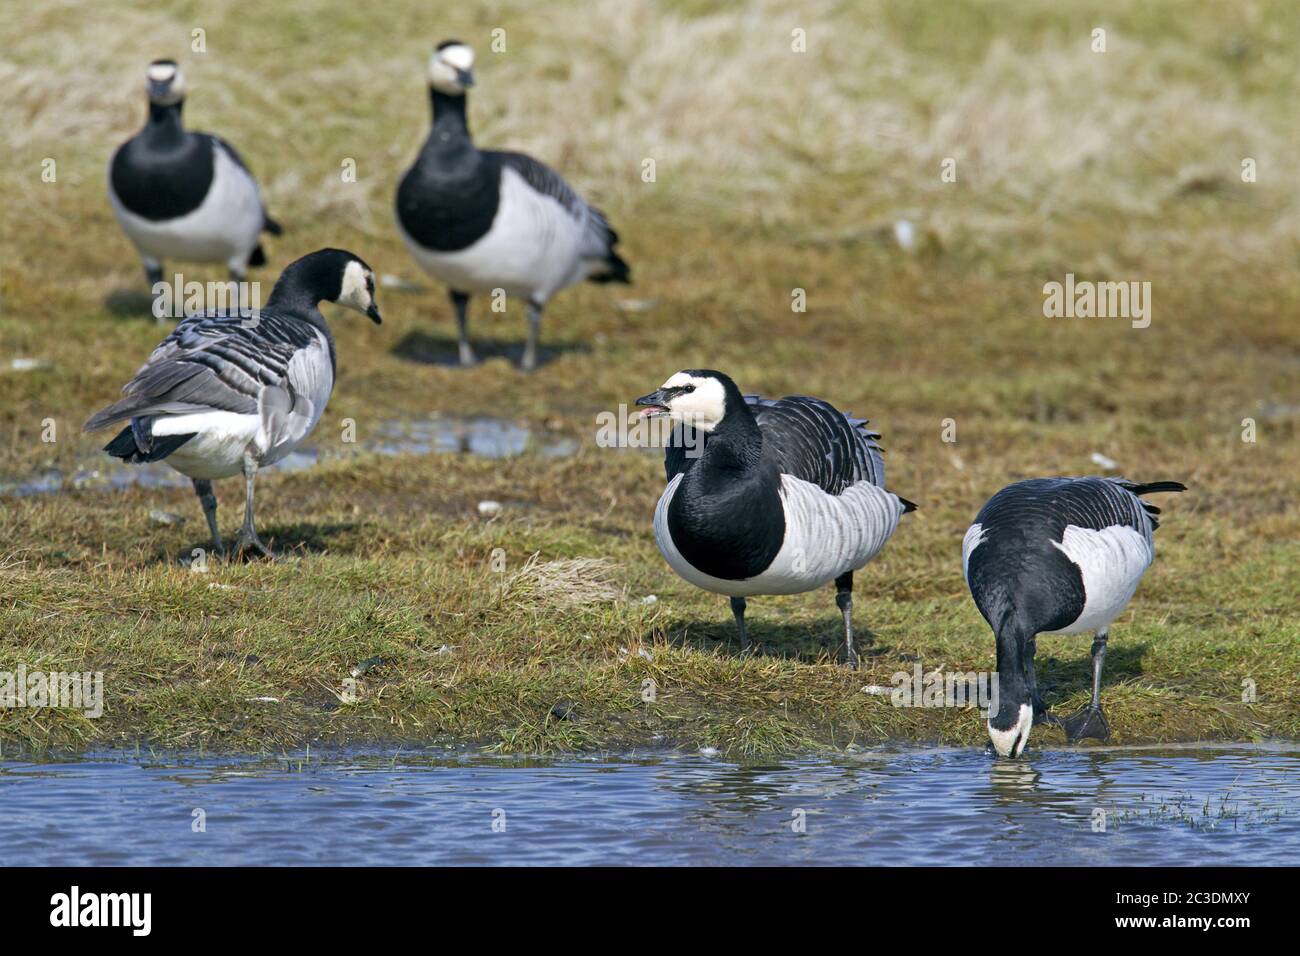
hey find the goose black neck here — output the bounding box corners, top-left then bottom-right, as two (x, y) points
(430, 89), (470, 137)
(691, 406), (764, 485)
(992, 618), (1031, 714)
(266, 257), (337, 321)
(145, 101), (186, 145)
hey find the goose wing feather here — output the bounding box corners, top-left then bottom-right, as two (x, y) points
(84, 310), (318, 431)
(749, 395), (886, 493)
(662, 395), (886, 494)
(493, 150), (620, 260)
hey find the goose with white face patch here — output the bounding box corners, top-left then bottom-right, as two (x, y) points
(84, 249), (382, 559)
(395, 41), (631, 371)
(635, 370), (916, 668)
(963, 476), (1186, 757)
(108, 59), (283, 300)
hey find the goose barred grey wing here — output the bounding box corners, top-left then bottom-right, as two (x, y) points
(750, 396), (886, 494)
(208, 135), (252, 176)
(207, 135), (281, 235)
(974, 476), (1184, 543)
(662, 395), (887, 494)
(495, 151), (585, 218)
(494, 151), (622, 262)
(83, 309), (321, 429)
(1103, 477), (1187, 530)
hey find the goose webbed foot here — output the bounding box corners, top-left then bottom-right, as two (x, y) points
(232, 527), (276, 562)
(458, 344), (479, 368)
(1061, 705), (1110, 743)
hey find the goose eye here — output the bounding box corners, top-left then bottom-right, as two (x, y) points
(682, 385), (695, 393)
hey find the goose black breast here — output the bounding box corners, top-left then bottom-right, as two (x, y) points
(666, 462), (786, 582)
(396, 151), (502, 252)
(111, 132), (214, 221)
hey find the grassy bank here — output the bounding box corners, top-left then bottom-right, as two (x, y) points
(1, 0), (1297, 755)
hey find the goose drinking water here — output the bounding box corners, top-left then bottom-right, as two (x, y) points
(963, 476), (1186, 757)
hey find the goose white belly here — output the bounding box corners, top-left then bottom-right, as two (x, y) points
(398, 166), (585, 301)
(1043, 524), (1154, 634)
(153, 411), (259, 479)
(654, 474), (903, 598)
(108, 146), (264, 266)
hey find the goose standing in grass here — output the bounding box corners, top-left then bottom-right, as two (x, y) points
(84, 249), (382, 559)
(108, 59), (282, 298)
(396, 41), (630, 371)
(963, 476), (1186, 757)
(635, 370), (915, 668)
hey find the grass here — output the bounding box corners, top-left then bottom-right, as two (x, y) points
(0, 0), (1297, 756)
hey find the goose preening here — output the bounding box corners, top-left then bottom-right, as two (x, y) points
(395, 41), (630, 371)
(963, 476), (1186, 757)
(108, 59), (282, 296)
(635, 370), (916, 668)
(84, 249), (382, 559)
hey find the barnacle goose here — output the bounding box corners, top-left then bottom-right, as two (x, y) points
(395, 41), (630, 371)
(636, 370), (916, 668)
(963, 476), (1186, 757)
(84, 249), (382, 559)
(108, 59), (282, 295)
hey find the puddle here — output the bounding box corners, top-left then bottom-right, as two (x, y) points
(0, 416), (580, 498)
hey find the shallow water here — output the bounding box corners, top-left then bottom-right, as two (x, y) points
(1, 744), (1295, 865)
(0, 416), (579, 498)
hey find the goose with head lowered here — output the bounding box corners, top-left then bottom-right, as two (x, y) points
(963, 476), (1186, 757)
(84, 249), (382, 560)
(108, 59), (282, 299)
(636, 370), (916, 668)
(396, 41), (630, 371)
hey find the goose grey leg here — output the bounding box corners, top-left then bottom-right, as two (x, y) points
(729, 596), (750, 653)
(1062, 628), (1110, 742)
(144, 258), (165, 322)
(522, 299), (543, 372)
(450, 290), (476, 367)
(834, 571), (858, 670)
(143, 258), (163, 290)
(192, 479), (224, 556)
(232, 452), (275, 560)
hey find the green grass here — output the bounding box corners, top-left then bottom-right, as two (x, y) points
(1, 0), (1297, 756)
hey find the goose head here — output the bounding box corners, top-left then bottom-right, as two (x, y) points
(428, 40), (475, 96)
(987, 699), (1034, 759)
(145, 59), (187, 106)
(269, 248), (382, 323)
(635, 370), (742, 434)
